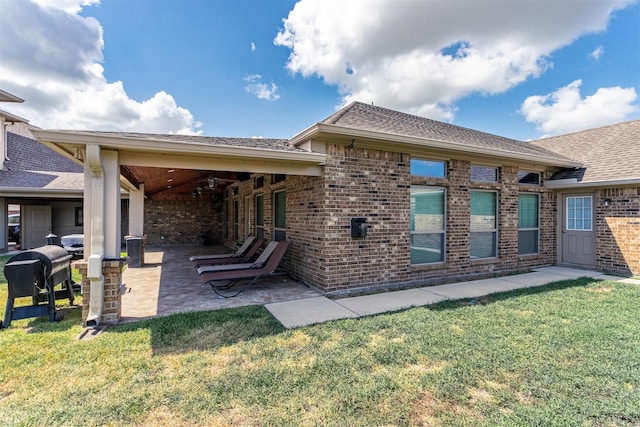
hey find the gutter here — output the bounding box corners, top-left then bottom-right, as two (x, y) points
(544, 177), (640, 189)
(85, 144), (105, 328)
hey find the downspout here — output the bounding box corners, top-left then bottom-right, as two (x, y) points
(85, 144), (105, 327)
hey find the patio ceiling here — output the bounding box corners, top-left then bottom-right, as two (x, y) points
(31, 129), (327, 198)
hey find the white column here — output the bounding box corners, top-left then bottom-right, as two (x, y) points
(101, 149), (121, 258)
(129, 183), (145, 237)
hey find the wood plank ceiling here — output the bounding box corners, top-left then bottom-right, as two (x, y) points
(121, 166), (239, 200)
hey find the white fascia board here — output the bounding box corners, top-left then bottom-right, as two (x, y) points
(292, 123), (582, 169)
(33, 129), (327, 165)
(0, 109), (29, 123)
(545, 177), (640, 189)
(0, 188), (84, 198)
(0, 90), (24, 103)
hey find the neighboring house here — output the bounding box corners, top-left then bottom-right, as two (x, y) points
(531, 120), (640, 276)
(33, 101), (639, 325)
(0, 89), (84, 251)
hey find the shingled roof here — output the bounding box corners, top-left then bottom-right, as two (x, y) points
(0, 130), (84, 193)
(76, 131), (297, 152)
(318, 101), (577, 163)
(531, 120), (640, 183)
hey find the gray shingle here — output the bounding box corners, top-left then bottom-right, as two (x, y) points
(6, 131), (82, 173)
(321, 102), (574, 161)
(78, 131), (299, 152)
(531, 120), (640, 183)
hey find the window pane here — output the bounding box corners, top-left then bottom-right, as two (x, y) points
(518, 194), (538, 228)
(518, 230), (538, 254)
(274, 191), (286, 228)
(518, 171), (540, 185)
(471, 231), (496, 258)
(471, 191), (496, 230)
(471, 165), (498, 182)
(410, 159), (446, 177)
(274, 230), (286, 242)
(255, 195), (264, 226)
(411, 187), (445, 232)
(411, 233), (444, 263)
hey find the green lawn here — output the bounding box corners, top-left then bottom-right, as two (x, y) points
(0, 276), (639, 426)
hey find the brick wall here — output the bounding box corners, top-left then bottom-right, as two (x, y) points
(596, 187), (640, 275)
(143, 199), (222, 245)
(225, 144), (557, 293)
(76, 259), (126, 326)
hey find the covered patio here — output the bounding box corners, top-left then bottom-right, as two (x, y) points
(119, 244), (322, 323)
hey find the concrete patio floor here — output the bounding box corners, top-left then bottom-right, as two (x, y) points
(119, 244), (321, 323)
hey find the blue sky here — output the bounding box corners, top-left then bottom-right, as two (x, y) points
(1, 0), (638, 141)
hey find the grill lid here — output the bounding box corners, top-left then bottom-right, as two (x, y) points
(6, 245), (72, 278)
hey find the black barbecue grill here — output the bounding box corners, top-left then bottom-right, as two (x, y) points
(1, 245), (75, 328)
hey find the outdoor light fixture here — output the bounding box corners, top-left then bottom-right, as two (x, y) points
(207, 176), (218, 189)
(603, 198), (612, 206)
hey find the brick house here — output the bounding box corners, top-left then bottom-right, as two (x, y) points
(531, 120), (640, 277)
(0, 90), (85, 251)
(33, 102), (639, 324)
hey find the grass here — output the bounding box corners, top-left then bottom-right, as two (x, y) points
(0, 276), (639, 426)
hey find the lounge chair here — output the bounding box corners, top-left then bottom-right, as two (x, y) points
(196, 240), (279, 274)
(199, 240), (289, 298)
(189, 236), (258, 265)
(191, 238), (264, 267)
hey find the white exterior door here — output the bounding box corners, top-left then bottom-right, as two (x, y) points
(562, 194), (595, 267)
(23, 205), (52, 249)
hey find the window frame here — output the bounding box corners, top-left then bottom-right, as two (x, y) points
(470, 190), (498, 259)
(410, 186), (446, 265)
(518, 193), (540, 255)
(410, 158), (447, 178)
(566, 195), (593, 231)
(255, 193), (264, 239)
(518, 170), (541, 186)
(471, 165), (499, 183)
(273, 189), (286, 241)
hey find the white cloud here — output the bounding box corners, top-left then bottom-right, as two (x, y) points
(244, 74), (281, 101)
(0, 0), (201, 135)
(520, 80), (638, 135)
(589, 45), (605, 61)
(275, 0), (634, 121)
(251, 42), (256, 52)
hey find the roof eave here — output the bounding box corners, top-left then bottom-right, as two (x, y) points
(545, 177), (640, 189)
(32, 129), (327, 165)
(0, 187), (84, 198)
(293, 123), (583, 168)
(0, 109), (29, 123)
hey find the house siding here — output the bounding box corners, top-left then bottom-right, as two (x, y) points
(224, 143), (558, 293)
(596, 187), (640, 276)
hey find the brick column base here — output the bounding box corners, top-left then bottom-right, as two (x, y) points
(73, 259), (127, 326)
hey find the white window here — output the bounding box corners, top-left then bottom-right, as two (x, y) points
(566, 196), (592, 231)
(410, 186), (445, 264)
(518, 193), (539, 255)
(470, 191), (497, 258)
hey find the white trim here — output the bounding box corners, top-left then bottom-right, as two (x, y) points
(290, 123), (582, 168)
(545, 177), (640, 189)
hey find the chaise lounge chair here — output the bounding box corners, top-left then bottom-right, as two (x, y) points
(199, 240), (289, 298)
(196, 240), (279, 274)
(189, 236), (261, 266)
